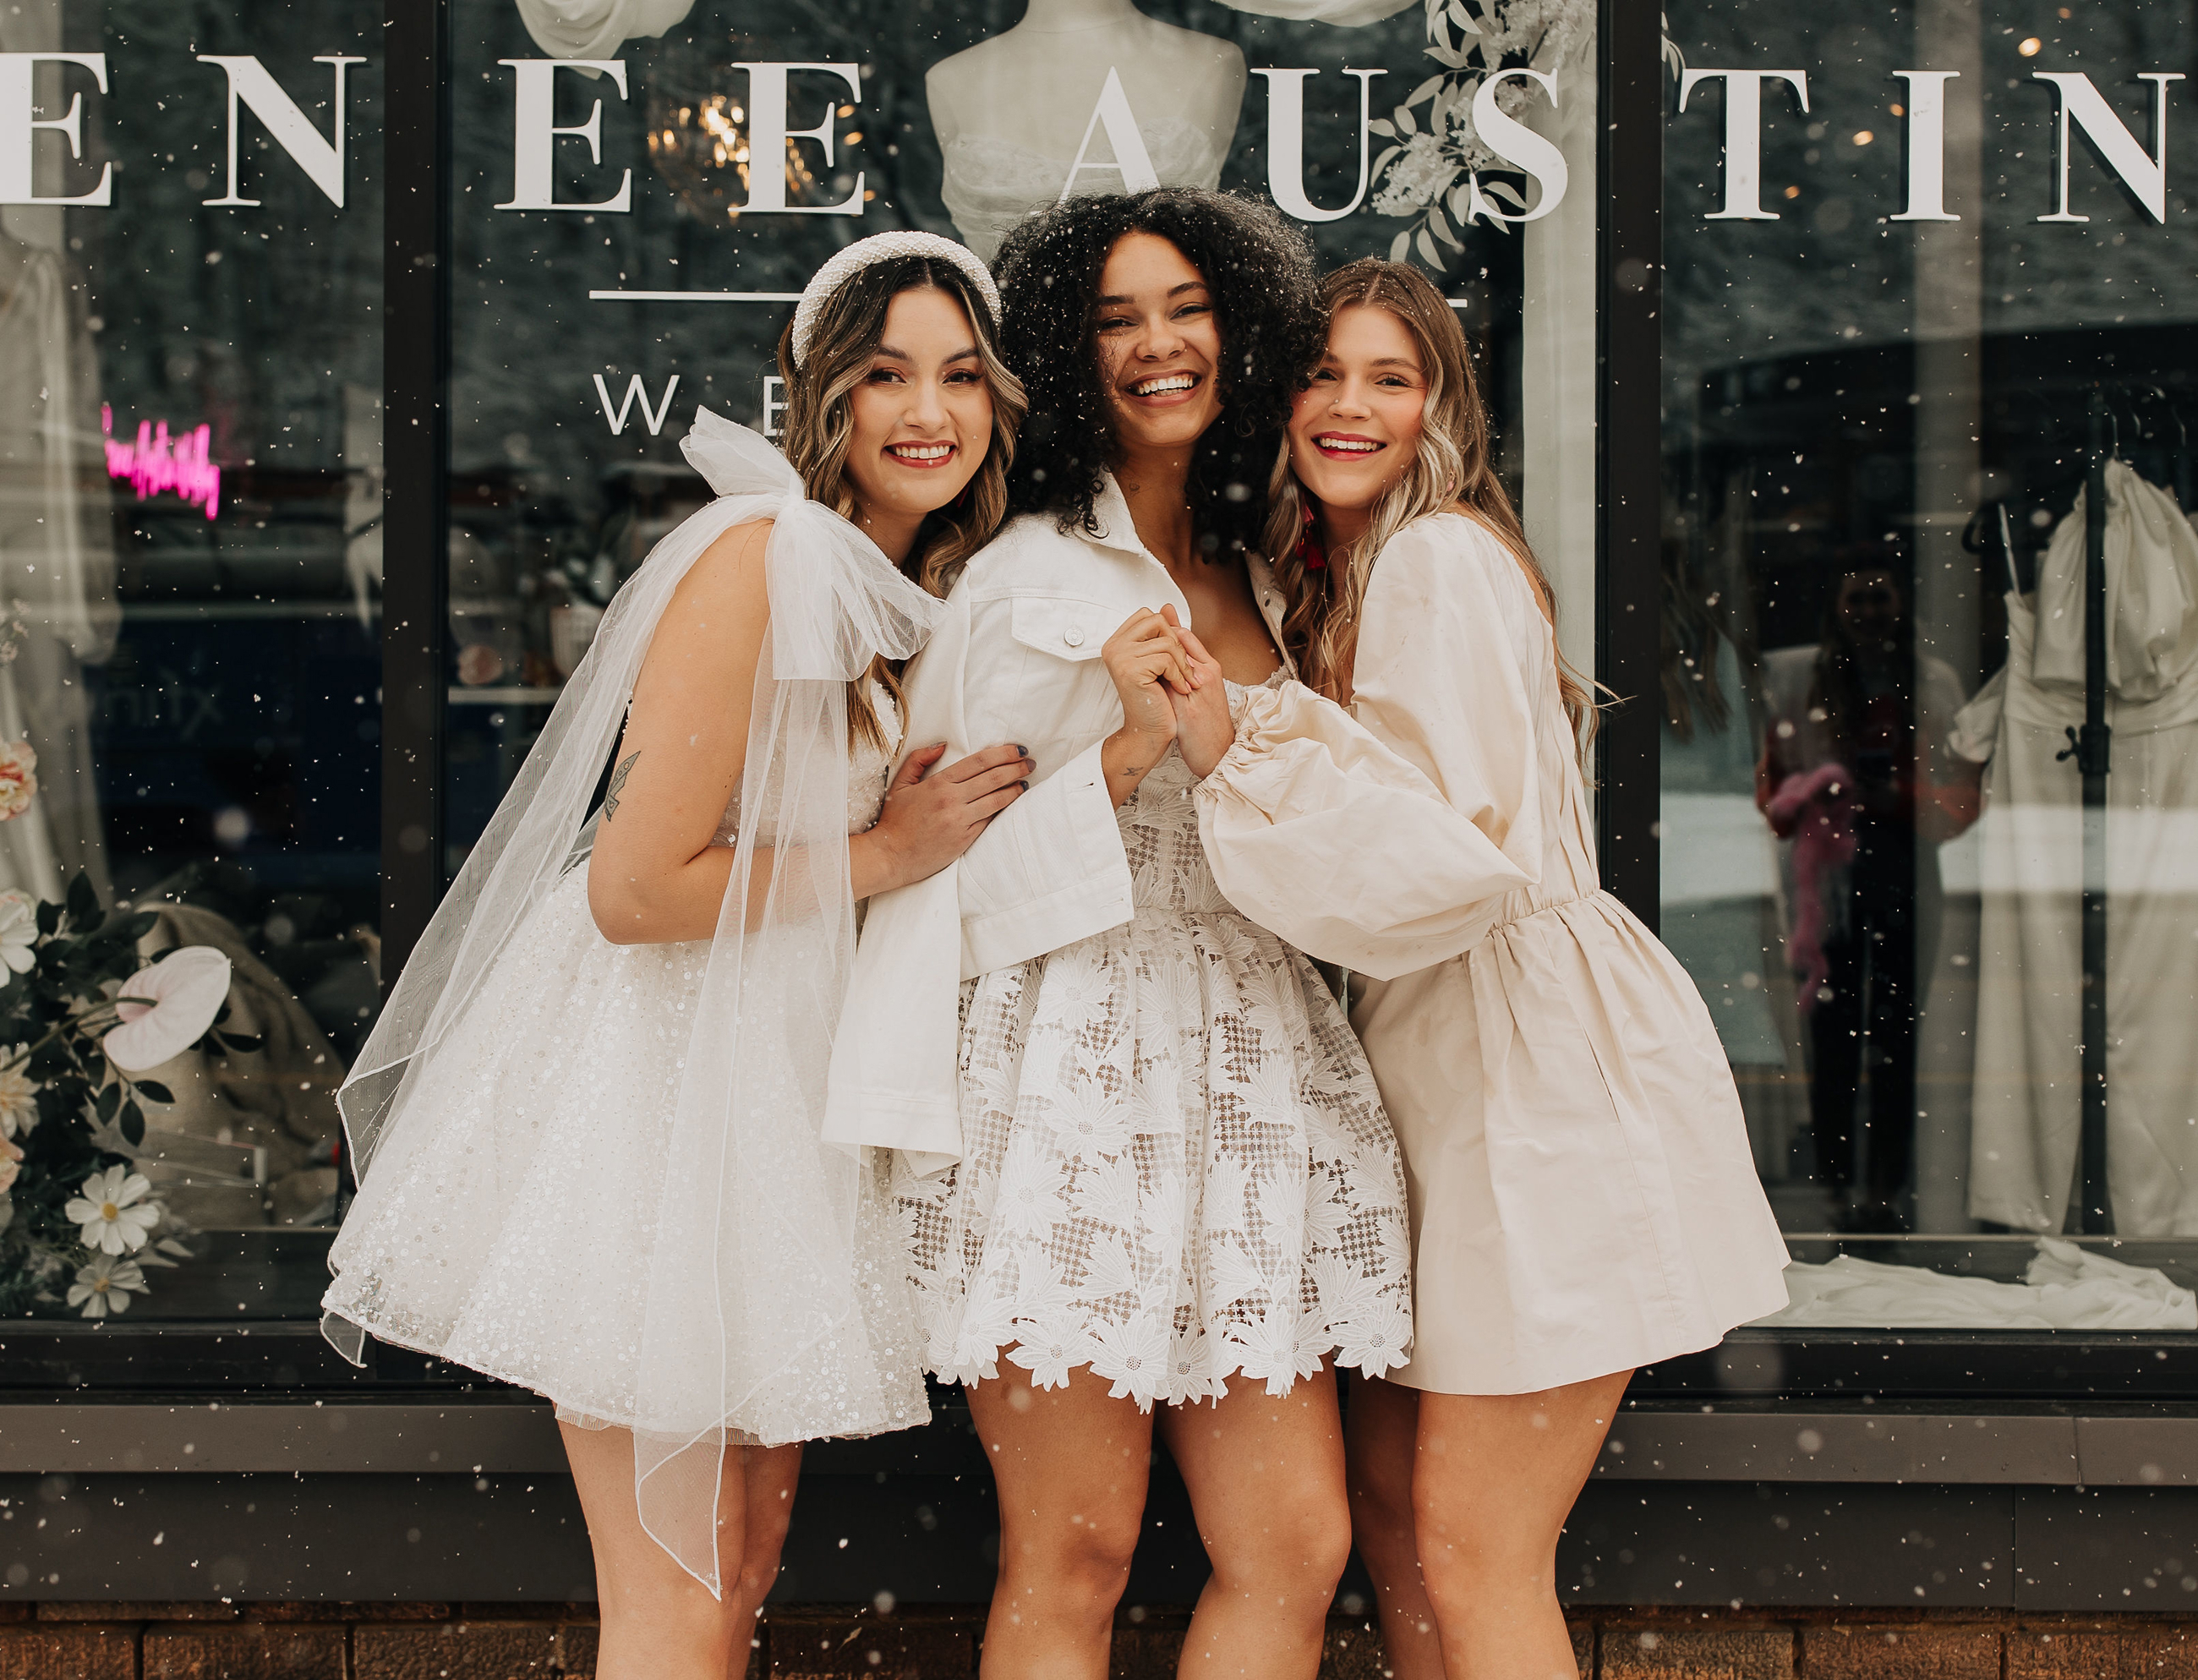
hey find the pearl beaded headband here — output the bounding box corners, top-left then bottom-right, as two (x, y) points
(790, 232), (1003, 369)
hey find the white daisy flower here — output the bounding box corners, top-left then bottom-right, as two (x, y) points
(1077, 1234), (1141, 1305)
(1069, 1152), (1143, 1238)
(1332, 1299), (1413, 1376)
(67, 1253), (148, 1318)
(0, 890), (34, 974)
(1088, 1315), (1172, 1405)
(990, 1146), (1069, 1240)
(65, 1164), (160, 1254)
(0, 1055), (37, 1139)
(1006, 1313), (1088, 1392)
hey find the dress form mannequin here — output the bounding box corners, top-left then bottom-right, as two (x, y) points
(927, 0), (1246, 258)
(0, 227), (117, 902)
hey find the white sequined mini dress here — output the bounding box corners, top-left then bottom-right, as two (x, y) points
(322, 695), (930, 1442)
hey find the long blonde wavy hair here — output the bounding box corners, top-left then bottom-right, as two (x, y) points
(774, 255), (1026, 745)
(1265, 259), (1595, 748)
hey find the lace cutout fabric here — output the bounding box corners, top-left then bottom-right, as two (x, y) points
(896, 695), (1413, 1407)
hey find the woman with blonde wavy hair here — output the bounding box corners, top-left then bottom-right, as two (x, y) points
(1173, 259), (1791, 1679)
(325, 234), (1035, 1680)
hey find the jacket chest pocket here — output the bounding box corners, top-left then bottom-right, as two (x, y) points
(1009, 596), (1119, 661)
(1002, 596), (1128, 749)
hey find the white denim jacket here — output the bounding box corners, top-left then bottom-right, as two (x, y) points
(824, 472), (1293, 1172)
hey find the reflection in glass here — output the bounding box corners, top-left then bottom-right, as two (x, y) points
(0, 4), (382, 1317)
(1661, 0), (2198, 1324)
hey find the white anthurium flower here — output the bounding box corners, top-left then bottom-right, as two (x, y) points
(101, 946), (232, 1072)
(0, 889), (35, 974)
(0, 1053), (36, 1139)
(65, 1163), (160, 1254)
(68, 1253), (148, 1318)
(0, 1135), (20, 1193)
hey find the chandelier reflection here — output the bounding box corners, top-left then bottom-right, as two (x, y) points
(645, 49), (834, 222)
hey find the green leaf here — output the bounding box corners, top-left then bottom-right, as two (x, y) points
(1393, 104), (1417, 137)
(120, 1104), (145, 1148)
(1368, 117), (1396, 139)
(1429, 204), (1464, 250)
(1389, 229), (1412, 264)
(213, 1032), (264, 1056)
(1415, 226), (1445, 268)
(35, 900), (59, 938)
(94, 1082), (121, 1122)
(1408, 74), (1446, 106)
(122, 911), (158, 941)
(133, 1081), (174, 1106)
(64, 873), (98, 931)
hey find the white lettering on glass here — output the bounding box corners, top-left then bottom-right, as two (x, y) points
(593, 373), (681, 435)
(197, 55), (364, 208)
(1677, 68), (1810, 220)
(732, 63), (862, 215)
(1256, 68), (1384, 222)
(2034, 72), (2183, 224)
(762, 376), (789, 439)
(1060, 68), (1161, 200)
(497, 58), (633, 212)
(1889, 70), (1960, 222)
(0, 52), (112, 205)
(1461, 68), (1568, 225)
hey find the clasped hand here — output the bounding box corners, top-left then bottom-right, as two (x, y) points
(1099, 605), (1232, 782)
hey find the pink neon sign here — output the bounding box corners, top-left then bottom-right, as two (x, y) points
(101, 405), (221, 520)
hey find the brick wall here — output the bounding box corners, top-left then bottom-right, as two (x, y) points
(3, 1601), (2197, 1678)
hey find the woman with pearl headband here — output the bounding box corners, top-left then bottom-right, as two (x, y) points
(325, 233), (1031, 1680)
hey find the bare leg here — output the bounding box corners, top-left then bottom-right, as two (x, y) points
(1413, 1372), (1631, 1680)
(561, 1421), (791, 1680)
(968, 1359), (1153, 1680)
(724, 1442), (802, 1676)
(1157, 1365), (1353, 1680)
(1342, 1376), (1444, 1680)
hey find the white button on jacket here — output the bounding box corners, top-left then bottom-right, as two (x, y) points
(824, 473), (1293, 1173)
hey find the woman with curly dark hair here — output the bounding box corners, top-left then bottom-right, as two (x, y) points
(828, 190), (1413, 1677)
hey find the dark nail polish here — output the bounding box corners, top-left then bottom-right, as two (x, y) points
(1016, 745), (1030, 756)
(1019, 780), (1031, 792)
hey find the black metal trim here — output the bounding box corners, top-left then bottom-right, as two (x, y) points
(379, 0), (451, 982)
(1594, 0), (1664, 928)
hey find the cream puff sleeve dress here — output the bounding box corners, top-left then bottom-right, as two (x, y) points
(1195, 512), (1791, 1394)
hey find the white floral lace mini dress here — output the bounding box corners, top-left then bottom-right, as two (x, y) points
(896, 681), (1413, 1407)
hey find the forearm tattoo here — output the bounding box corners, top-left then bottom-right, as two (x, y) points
(604, 751), (638, 822)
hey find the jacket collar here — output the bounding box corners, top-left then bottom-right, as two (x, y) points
(1084, 472), (1148, 561)
(1082, 469), (1298, 679)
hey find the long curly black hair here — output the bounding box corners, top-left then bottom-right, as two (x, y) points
(992, 188), (1322, 561)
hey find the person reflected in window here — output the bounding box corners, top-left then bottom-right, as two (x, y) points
(1757, 557), (1979, 1232)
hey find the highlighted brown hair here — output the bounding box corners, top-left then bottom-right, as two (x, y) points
(774, 254), (1025, 744)
(1266, 258), (1595, 747)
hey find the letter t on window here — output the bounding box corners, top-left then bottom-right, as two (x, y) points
(1677, 68), (1810, 220)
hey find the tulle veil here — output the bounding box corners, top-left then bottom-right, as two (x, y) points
(326, 408), (944, 1593)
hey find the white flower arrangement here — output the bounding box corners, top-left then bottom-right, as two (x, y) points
(1367, 0), (1595, 268)
(0, 866), (249, 1316)
(0, 741), (36, 824)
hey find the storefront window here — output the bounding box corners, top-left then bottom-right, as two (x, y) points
(440, 0), (1600, 863)
(1660, 1), (2198, 1326)
(0, 3), (381, 1319)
